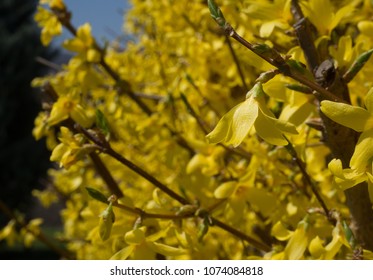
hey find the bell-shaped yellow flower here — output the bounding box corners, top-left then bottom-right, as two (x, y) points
(302, 0), (357, 36)
(50, 127), (95, 169)
(63, 23), (101, 62)
(48, 95), (92, 128)
(206, 83), (298, 147)
(110, 226), (187, 260)
(34, 7), (62, 45)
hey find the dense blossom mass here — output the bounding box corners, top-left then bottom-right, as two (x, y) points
(2, 0), (373, 260)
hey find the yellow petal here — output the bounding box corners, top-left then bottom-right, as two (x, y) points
(206, 97), (258, 147)
(364, 87), (373, 113)
(110, 246), (135, 260)
(214, 181), (237, 199)
(358, 21), (373, 36)
(324, 227), (343, 260)
(186, 154), (208, 174)
(63, 38), (86, 53)
(350, 129), (373, 171)
(70, 104), (92, 128)
(50, 143), (66, 162)
(320, 100), (370, 132)
(254, 110), (288, 145)
(330, 4), (354, 32)
(309, 236), (325, 259)
(271, 221), (293, 241)
(147, 241), (187, 257)
(86, 48), (101, 63)
(77, 23), (93, 45)
(125, 228), (146, 245)
(328, 158), (344, 178)
(284, 220), (308, 260)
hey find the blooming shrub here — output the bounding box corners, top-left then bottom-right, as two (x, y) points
(2, 0), (373, 260)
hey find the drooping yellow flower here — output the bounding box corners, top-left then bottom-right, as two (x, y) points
(110, 226), (187, 260)
(244, 0), (292, 38)
(48, 95), (92, 128)
(301, 0), (357, 36)
(63, 23), (101, 62)
(321, 87), (373, 172)
(50, 127), (95, 169)
(34, 6), (62, 45)
(206, 83), (298, 147)
(321, 88), (373, 192)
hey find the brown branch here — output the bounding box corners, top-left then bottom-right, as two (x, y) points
(89, 153), (124, 198)
(290, 0), (320, 72)
(228, 30), (344, 102)
(77, 124), (271, 251)
(284, 137), (335, 224)
(211, 217), (271, 251)
(225, 35), (249, 91)
(289, 2), (373, 250)
(75, 124), (190, 205)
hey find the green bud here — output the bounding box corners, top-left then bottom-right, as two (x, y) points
(256, 70), (278, 84)
(343, 49), (373, 83)
(176, 204), (198, 216)
(246, 82), (265, 99)
(99, 203), (115, 241)
(208, 0), (226, 27)
(342, 220), (356, 249)
(197, 218), (209, 242)
(285, 83), (312, 94)
(95, 109), (110, 137)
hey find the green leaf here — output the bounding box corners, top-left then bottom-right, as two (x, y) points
(285, 84), (312, 94)
(286, 59), (312, 79)
(95, 109), (110, 136)
(86, 187), (108, 204)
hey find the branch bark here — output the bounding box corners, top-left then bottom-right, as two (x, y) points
(290, 0), (373, 251)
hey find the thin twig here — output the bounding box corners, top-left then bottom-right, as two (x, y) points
(112, 201), (193, 220)
(290, 0), (320, 72)
(35, 56), (62, 71)
(75, 124), (190, 205)
(77, 124), (270, 251)
(89, 153), (124, 198)
(53, 7), (198, 157)
(211, 217), (271, 251)
(284, 137), (335, 224)
(225, 35), (249, 91)
(229, 30), (344, 102)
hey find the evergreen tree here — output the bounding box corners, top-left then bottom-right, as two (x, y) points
(0, 0), (55, 217)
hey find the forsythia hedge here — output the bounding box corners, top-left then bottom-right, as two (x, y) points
(2, 0), (373, 260)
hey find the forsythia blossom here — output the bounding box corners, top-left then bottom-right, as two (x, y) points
(206, 83), (298, 147)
